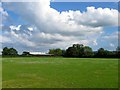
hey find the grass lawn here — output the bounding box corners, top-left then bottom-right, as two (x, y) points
(2, 57), (118, 88)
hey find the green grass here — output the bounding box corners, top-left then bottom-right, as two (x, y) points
(0, 57), (2, 89)
(2, 57), (118, 88)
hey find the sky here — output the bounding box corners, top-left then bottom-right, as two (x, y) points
(0, 0), (119, 54)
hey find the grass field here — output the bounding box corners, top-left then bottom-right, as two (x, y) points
(2, 57), (118, 88)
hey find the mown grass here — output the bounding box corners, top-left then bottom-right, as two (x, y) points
(0, 57), (2, 89)
(2, 57), (118, 88)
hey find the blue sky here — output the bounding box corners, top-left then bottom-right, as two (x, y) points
(51, 2), (118, 51)
(50, 2), (118, 12)
(1, 1), (119, 53)
(50, 2), (118, 37)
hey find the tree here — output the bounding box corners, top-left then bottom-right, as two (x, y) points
(62, 50), (66, 56)
(2, 47), (18, 56)
(65, 44), (85, 57)
(55, 48), (63, 56)
(65, 44), (94, 57)
(96, 48), (106, 57)
(73, 44), (84, 57)
(2, 47), (9, 56)
(22, 51), (30, 56)
(66, 47), (78, 57)
(9, 48), (18, 56)
(49, 49), (55, 55)
(49, 48), (63, 56)
(83, 46), (94, 57)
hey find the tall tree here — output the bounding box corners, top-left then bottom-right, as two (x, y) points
(2, 47), (18, 56)
(83, 46), (94, 57)
(65, 44), (85, 57)
(2, 47), (9, 56)
(9, 48), (18, 56)
(66, 47), (78, 57)
(96, 48), (106, 57)
(49, 48), (63, 56)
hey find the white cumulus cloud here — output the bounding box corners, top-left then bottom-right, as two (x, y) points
(1, 0), (119, 52)
(10, 25), (21, 31)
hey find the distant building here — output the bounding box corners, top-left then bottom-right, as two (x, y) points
(29, 52), (54, 56)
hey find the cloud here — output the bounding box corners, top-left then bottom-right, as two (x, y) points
(60, 7), (118, 27)
(0, 2), (8, 20)
(28, 27), (33, 31)
(1, 1), (119, 52)
(110, 43), (114, 47)
(93, 40), (98, 46)
(100, 31), (119, 50)
(9, 25), (21, 31)
(0, 35), (11, 43)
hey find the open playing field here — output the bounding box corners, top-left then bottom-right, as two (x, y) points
(2, 57), (118, 88)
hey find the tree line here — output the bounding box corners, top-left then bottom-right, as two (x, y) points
(2, 44), (120, 58)
(49, 44), (120, 58)
(2, 47), (18, 56)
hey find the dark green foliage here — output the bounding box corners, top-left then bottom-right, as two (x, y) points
(96, 48), (106, 57)
(62, 50), (66, 56)
(66, 47), (78, 57)
(2, 44), (119, 58)
(49, 48), (62, 56)
(65, 44), (93, 57)
(2, 47), (18, 56)
(22, 51), (30, 56)
(83, 46), (94, 57)
(94, 48), (117, 58)
(49, 44), (118, 58)
(2, 47), (9, 56)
